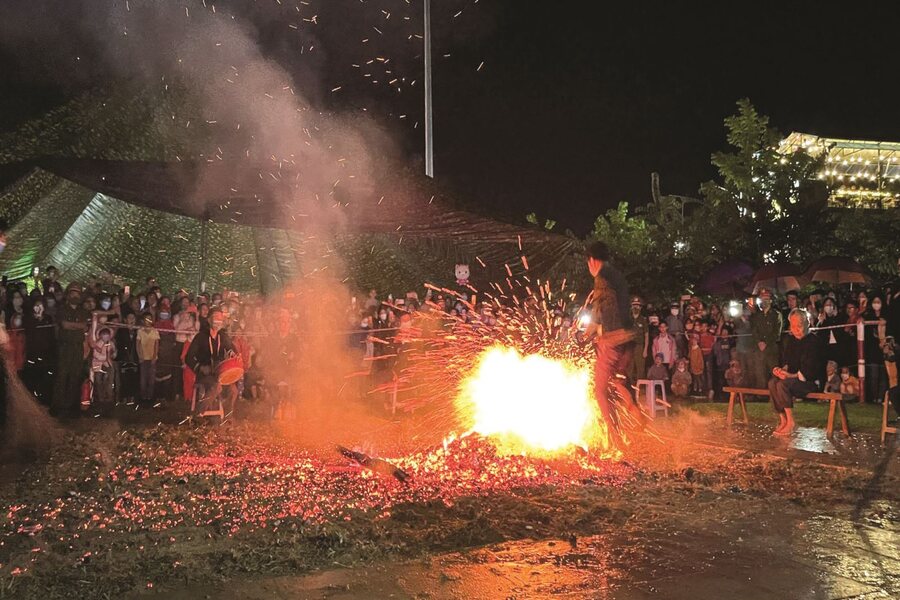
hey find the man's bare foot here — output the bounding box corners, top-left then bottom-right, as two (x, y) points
(774, 423), (796, 436)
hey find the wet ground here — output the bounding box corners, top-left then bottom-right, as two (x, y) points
(140, 419), (898, 600)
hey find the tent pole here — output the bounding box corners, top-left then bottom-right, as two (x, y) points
(424, 0), (434, 178)
(199, 215), (209, 293)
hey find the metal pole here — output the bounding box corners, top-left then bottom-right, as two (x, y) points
(424, 0), (434, 178)
(857, 320), (866, 404)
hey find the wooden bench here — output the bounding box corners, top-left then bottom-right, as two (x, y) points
(883, 390), (897, 444)
(806, 392), (850, 438)
(723, 387), (767, 428)
(723, 386), (850, 437)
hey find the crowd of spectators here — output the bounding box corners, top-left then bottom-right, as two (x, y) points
(0, 267), (301, 421)
(0, 261), (898, 427)
(622, 283), (899, 415)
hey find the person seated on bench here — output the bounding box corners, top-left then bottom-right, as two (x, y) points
(185, 307), (236, 411)
(768, 309), (821, 436)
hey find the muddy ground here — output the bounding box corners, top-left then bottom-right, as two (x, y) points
(1, 406), (897, 600)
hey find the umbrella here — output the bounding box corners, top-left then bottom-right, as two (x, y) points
(748, 264), (806, 295)
(804, 256), (873, 286)
(698, 261), (755, 296)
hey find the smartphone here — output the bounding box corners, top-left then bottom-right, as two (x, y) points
(124, 285), (131, 296)
(32, 266), (40, 278)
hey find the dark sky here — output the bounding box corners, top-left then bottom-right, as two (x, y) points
(2, 1), (900, 235)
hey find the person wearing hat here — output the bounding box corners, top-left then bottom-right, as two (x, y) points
(627, 296), (649, 385)
(749, 288), (783, 390)
(51, 283), (89, 417)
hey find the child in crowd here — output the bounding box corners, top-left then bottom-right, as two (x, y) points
(839, 366), (859, 401)
(652, 321), (677, 368)
(725, 357), (744, 388)
(671, 357), (691, 397)
(688, 333), (705, 395)
(90, 322), (117, 411)
(646, 352), (669, 382)
(698, 321), (717, 399)
(823, 360), (841, 394)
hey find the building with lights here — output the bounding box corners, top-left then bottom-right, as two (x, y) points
(780, 132), (900, 209)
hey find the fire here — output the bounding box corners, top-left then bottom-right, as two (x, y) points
(456, 345), (610, 456)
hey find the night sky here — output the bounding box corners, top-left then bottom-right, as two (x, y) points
(2, 1), (899, 235)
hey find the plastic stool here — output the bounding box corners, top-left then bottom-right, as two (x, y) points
(636, 379), (669, 419)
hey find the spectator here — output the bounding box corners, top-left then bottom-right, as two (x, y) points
(699, 320), (717, 399)
(628, 297), (649, 386)
(116, 312), (139, 404)
(688, 334), (704, 396)
(6, 310), (26, 376)
(89, 319), (117, 412)
(651, 321), (677, 369)
(155, 301), (179, 402)
(862, 295), (888, 404)
(136, 313), (160, 404)
(666, 302), (686, 359)
(767, 309), (820, 436)
(24, 296), (56, 405)
(823, 360), (840, 394)
(671, 357), (691, 397)
(711, 323), (734, 402)
(725, 358), (744, 388)
(646, 352), (669, 382)
(749, 289), (782, 390)
(51, 283), (88, 418)
(839, 366), (859, 401)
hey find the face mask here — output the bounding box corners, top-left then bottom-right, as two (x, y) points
(360, 320), (369, 328)
(670, 309), (679, 316)
(12, 317), (22, 328)
(139, 298), (147, 309)
(100, 300), (112, 310)
(159, 312), (171, 320)
(872, 302), (882, 311)
(677, 365), (685, 372)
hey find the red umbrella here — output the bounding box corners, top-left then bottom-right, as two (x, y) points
(748, 264), (806, 295)
(804, 256), (873, 286)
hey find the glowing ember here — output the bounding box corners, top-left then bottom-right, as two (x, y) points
(456, 346), (609, 456)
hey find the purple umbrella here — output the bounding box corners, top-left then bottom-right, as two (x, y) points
(698, 261), (755, 296)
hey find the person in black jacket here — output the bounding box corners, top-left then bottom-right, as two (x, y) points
(768, 309), (821, 436)
(185, 307), (235, 409)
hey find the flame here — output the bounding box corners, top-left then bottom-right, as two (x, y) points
(455, 345), (610, 456)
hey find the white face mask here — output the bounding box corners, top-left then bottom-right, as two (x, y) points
(100, 300), (112, 310)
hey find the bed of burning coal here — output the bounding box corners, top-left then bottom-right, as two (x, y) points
(0, 414), (897, 599)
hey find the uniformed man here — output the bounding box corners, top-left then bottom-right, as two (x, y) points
(749, 288), (783, 390)
(627, 296), (649, 382)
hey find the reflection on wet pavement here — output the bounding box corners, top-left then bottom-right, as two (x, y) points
(159, 501), (898, 600)
(789, 427), (838, 454)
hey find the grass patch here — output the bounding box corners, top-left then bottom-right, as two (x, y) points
(686, 400), (885, 433)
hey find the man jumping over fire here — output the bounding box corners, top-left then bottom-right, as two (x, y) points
(580, 241), (637, 446)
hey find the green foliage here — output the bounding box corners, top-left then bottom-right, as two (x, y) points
(698, 99), (830, 265)
(525, 212), (557, 231)
(590, 100), (896, 302)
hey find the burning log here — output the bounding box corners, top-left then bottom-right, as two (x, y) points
(336, 445), (411, 483)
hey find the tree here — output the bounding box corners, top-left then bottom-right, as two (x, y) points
(698, 99), (829, 265)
